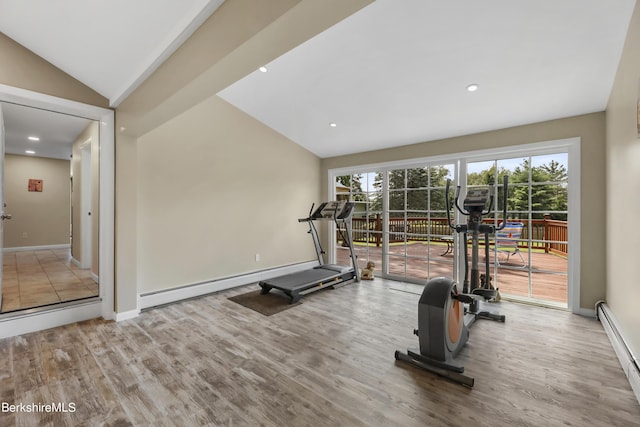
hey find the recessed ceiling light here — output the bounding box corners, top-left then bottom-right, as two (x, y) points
(466, 84), (479, 92)
(25, 150), (35, 154)
(329, 122), (337, 128)
(259, 66), (268, 73)
(28, 136), (40, 141)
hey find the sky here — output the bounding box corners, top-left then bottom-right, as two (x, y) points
(468, 153), (568, 174)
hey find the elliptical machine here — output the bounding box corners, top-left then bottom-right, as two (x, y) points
(394, 176), (509, 388)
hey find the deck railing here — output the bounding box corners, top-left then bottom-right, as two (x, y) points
(349, 215), (568, 255)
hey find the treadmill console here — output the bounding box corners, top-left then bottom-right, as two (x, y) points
(311, 201), (354, 220)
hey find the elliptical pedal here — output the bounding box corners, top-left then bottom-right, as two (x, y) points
(394, 350), (475, 388)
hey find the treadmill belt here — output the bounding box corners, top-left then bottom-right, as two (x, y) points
(261, 267), (343, 291)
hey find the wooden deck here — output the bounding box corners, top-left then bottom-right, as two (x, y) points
(338, 241), (568, 304)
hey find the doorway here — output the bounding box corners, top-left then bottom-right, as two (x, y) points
(0, 85), (113, 338)
(1, 103), (99, 313)
(465, 153), (569, 307)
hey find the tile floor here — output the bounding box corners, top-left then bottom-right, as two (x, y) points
(1, 249), (99, 313)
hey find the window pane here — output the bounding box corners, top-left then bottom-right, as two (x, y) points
(507, 184), (529, 220)
(531, 153), (568, 184)
(407, 189), (428, 211)
(407, 167), (429, 188)
(388, 169), (405, 190)
(430, 165), (453, 187)
(429, 188), (447, 212)
(468, 160), (496, 185)
(389, 190), (405, 211)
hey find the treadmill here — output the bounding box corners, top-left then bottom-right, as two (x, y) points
(259, 201), (360, 303)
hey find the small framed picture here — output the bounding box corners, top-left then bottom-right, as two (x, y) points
(28, 179), (43, 192)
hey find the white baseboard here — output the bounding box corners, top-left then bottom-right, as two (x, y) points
(114, 309), (140, 322)
(597, 302), (640, 404)
(139, 261), (317, 311)
(3, 243), (71, 253)
(575, 307), (596, 318)
(0, 300), (103, 340)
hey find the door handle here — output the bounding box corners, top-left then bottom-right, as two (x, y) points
(1, 213), (12, 220)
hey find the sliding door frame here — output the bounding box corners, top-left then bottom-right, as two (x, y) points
(328, 137), (581, 313)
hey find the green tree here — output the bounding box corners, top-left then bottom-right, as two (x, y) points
(506, 159), (568, 220)
(540, 160), (568, 217)
(370, 166), (451, 212)
(467, 164), (507, 186)
(336, 174), (366, 201)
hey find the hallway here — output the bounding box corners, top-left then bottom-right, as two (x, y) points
(1, 249), (98, 313)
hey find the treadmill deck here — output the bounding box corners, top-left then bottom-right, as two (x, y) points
(259, 265), (355, 303)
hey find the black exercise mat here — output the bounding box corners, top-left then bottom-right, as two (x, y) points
(228, 289), (300, 316)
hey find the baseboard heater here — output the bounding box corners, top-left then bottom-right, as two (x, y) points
(596, 301), (640, 404)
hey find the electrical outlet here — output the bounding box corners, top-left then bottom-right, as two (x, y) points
(255, 253), (261, 262)
(22, 232), (28, 239)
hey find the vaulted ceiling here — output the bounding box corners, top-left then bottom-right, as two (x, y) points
(0, 0), (225, 158)
(219, 0), (637, 157)
(0, 0), (225, 107)
(0, 0), (636, 159)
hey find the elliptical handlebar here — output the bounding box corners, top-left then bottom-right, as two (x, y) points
(495, 175), (509, 231)
(453, 184), (466, 216)
(445, 179), (458, 230)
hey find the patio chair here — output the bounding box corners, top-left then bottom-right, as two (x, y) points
(495, 222), (526, 267)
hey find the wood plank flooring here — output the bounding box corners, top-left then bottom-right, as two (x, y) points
(0, 279), (638, 426)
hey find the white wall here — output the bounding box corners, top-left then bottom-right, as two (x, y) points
(71, 121), (100, 276)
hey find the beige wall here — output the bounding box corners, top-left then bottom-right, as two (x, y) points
(70, 121), (100, 276)
(115, 0), (373, 311)
(322, 112), (606, 311)
(114, 131), (137, 311)
(605, 1), (640, 358)
(136, 97), (320, 293)
(3, 154), (70, 248)
(0, 32), (108, 108)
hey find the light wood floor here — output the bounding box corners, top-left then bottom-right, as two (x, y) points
(1, 249), (99, 313)
(0, 279), (638, 426)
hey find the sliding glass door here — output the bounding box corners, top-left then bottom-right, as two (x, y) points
(330, 140), (575, 309)
(334, 163), (456, 284)
(466, 153), (569, 306)
(335, 172), (381, 275)
(385, 164), (455, 282)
